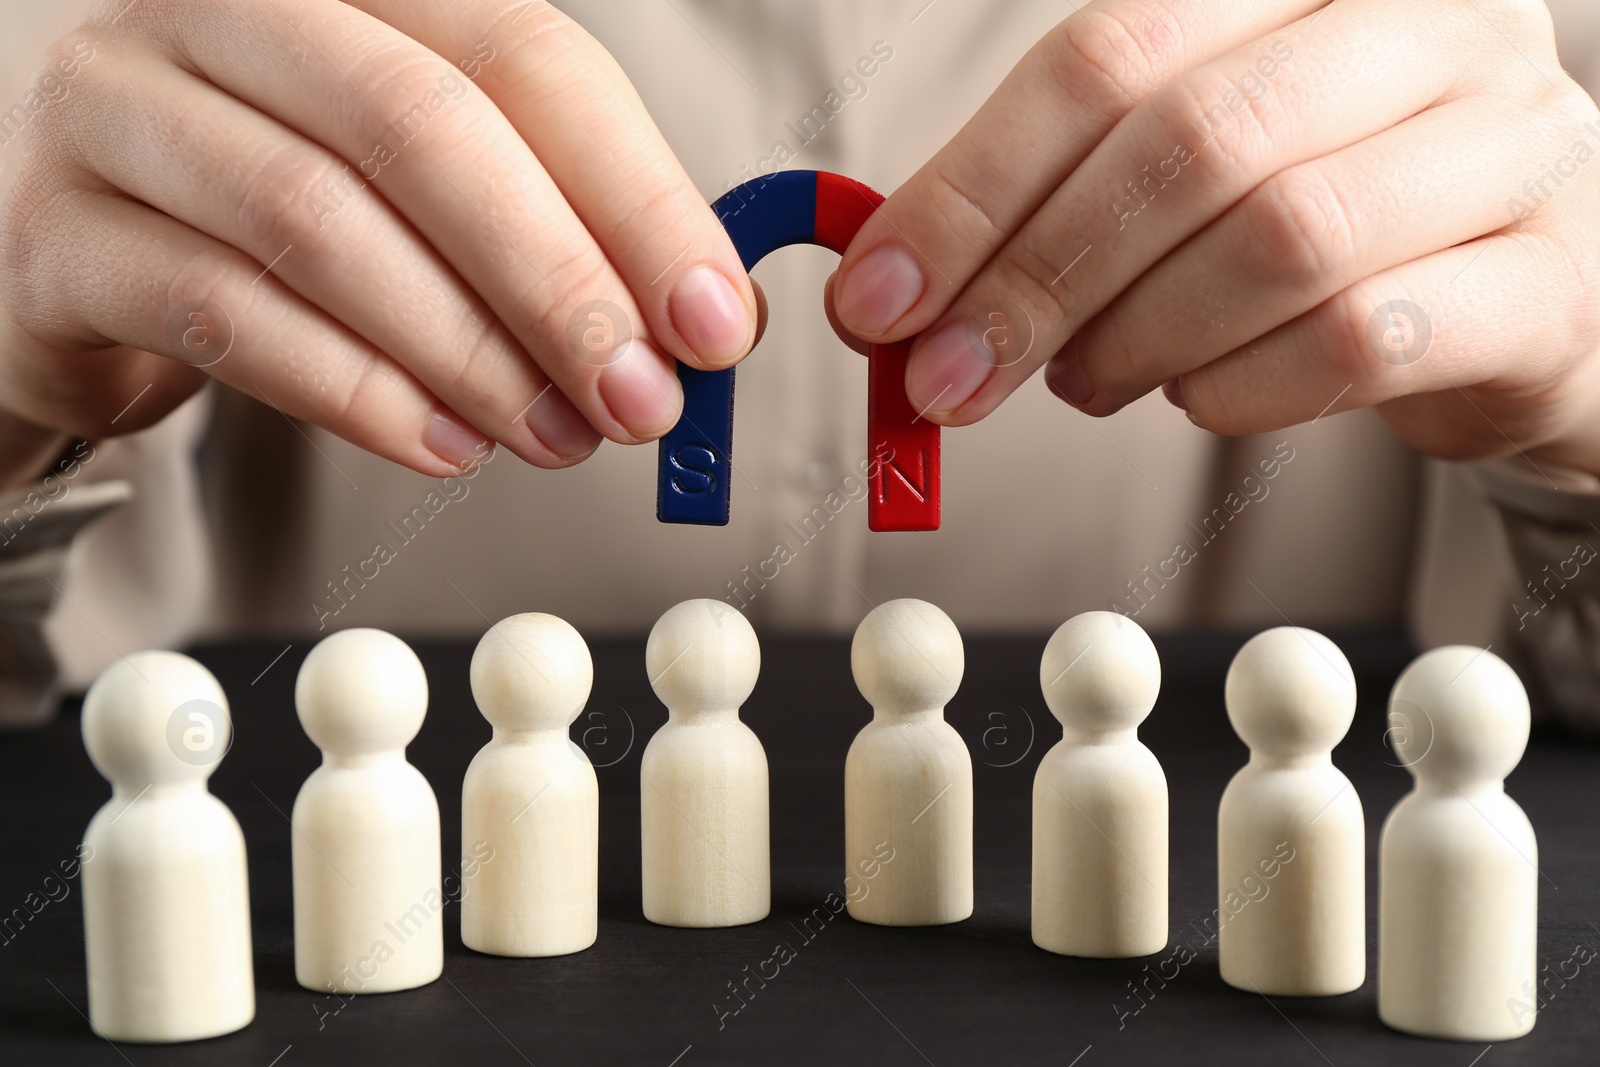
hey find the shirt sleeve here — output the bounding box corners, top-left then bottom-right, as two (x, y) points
(0, 462), (132, 728)
(1469, 456), (1600, 735)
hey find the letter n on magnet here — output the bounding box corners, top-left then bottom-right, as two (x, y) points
(868, 339), (940, 531)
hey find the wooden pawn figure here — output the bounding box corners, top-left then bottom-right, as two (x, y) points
(846, 598), (972, 925)
(1033, 611), (1167, 956)
(461, 613), (598, 956)
(1379, 646), (1537, 1040)
(80, 651), (253, 1042)
(292, 628), (442, 994)
(1219, 627), (1364, 996)
(641, 599), (769, 927)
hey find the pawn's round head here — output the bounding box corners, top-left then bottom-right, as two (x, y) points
(1224, 627), (1356, 758)
(851, 599), (964, 714)
(1388, 645), (1528, 785)
(295, 628), (428, 757)
(471, 613), (593, 731)
(82, 651), (232, 788)
(1039, 611), (1160, 733)
(646, 600), (760, 712)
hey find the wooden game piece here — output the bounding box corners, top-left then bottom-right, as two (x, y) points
(460, 613), (598, 957)
(291, 628), (442, 994)
(846, 598), (972, 926)
(1379, 645), (1538, 1040)
(640, 599), (769, 927)
(657, 170), (940, 532)
(1219, 627), (1364, 996)
(80, 651), (253, 1043)
(1032, 611), (1167, 957)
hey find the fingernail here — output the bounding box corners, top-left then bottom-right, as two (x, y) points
(525, 388), (602, 459)
(598, 339), (682, 438)
(669, 266), (751, 365)
(908, 323), (992, 417)
(1046, 343), (1094, 408)
(837, 245), (924, 336)
(1161, 378), (1188, 412)
(424, 409), (496, 472)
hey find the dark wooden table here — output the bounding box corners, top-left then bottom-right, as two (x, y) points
(1, 630), (1595, 1066)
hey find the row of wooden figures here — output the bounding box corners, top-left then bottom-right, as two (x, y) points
(78, 600), (1538, 1046)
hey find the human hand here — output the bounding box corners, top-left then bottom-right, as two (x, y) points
(0, 0), (757, 482)
(831, 0), (1600, 474)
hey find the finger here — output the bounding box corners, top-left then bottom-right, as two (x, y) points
(823, 271), (872, 357)
(20, 185), (489, 476)
(909, 0), (1523, 426)
(62, 50), (599, 466)
(752, 279), (770, 351)
(831, 0), (1329, 342)
(364, 0), (757, 370)
(125, 0), (684, 443)
(1067, 93), (1575, 414)
(1166, 231), (1592, 458)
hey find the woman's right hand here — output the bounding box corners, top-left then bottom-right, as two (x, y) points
(0, 0), (757, 482)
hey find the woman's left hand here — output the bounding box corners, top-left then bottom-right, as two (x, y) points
(831, 0), (1600, 474)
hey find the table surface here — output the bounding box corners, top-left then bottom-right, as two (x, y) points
(1, 630), (1595, 1067)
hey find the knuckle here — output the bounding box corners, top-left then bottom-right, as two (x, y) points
(0, 179), (51, 303)
(1158, 70), (1276, 188)
(1181, 392), (1238, 436)
(529, 253), (617, 351)
(598, 178), (685, 250)
(348, 50), (468, 153)
(923, 153), (1008, 246)
(89, 0), (161, 31)
(235, 144), (348, 251)
(1323, 285), (1392, 390)
(1042, 12), (1162, 120)
(1076, 311), (1148, 395)
(1179, 370), (1252, 436)
(1575, 273), (1600, 352)
(505, 4), (589, 60)
(33, 31), (96, 93)
(491, 5), (601, 97)
(1531, 231), (1598, 346)
(1470, 0), (1554, 44)
(1248, 169), (1357, 293)
(328, 353), (383, 433)
(443, 311), (510, 396)
(1, 31), (101, 155)
(1566, 77), (1600, 126)
(1570, 243), (1600, 326)
(165, 248), (259, 342)
(992, 243), (1079, 336)
(1, 185), (87, 338)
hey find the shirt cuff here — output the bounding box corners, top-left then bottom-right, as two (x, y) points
(1468, 456), (1600, 734)
(0, 476), (133, 728)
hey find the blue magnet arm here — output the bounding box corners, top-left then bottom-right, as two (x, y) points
(656, 171), (820, 525)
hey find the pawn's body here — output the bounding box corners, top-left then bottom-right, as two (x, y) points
(641, 600), (768, 927)
(1032, 612), (1166, 957)
(292, 629), (442, 995)
(846, 599), (972, 926)
(461, 613), (598, 956)
(1218, 627), (1364, 997)
(1379, 646), (1537, 1041)
(80, 652), (253, 1043)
